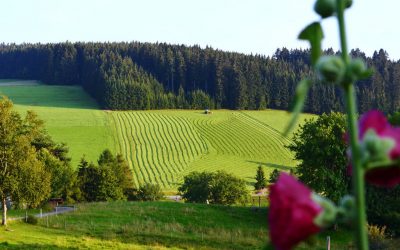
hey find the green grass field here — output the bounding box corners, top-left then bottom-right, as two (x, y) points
(110, 110), (313, 189)
(0, 81), (115, 167)
(0, 80), (314, 189)
(1, 201), (357, 250)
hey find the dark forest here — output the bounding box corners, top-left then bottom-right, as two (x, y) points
(0, 42), (398, 114)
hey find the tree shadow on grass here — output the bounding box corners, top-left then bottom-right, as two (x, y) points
(246, 160), (292, 171)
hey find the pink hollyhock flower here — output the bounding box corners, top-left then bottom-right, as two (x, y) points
(356, 110), (400, 187)
(269, 173), (322, 250)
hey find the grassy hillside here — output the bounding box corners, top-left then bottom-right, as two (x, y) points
(0, 80), (314, 189)
(110, 110), (313, 189)
(1, 201), (355, 250)
(0, 80), (115, 167)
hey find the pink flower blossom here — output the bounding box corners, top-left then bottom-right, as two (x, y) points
(356, 110), (400, 187)
(269, 173), (322, 250)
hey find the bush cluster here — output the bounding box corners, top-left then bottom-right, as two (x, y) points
(178, 171), (248, 205)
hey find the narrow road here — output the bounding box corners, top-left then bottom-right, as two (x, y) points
(9, 206), (75, 221)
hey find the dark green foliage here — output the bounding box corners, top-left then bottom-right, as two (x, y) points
(268, 169), (281, 184)
(0, 43), (396, 113)
(25, 215), (38, 225)
(254, 166), (267, 190)
(208, 171), (248, 205)
(179, 171), (248, 205)
(137, 183), (163, 201)
(289, 111), (400, 235)
(77, 149), (134, 202)
(178, 172), (213, 203)
(287, 112), (349, 202)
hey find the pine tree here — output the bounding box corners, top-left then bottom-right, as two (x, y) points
(254, 165), (267, 190)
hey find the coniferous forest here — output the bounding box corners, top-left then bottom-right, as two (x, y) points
(0, 42), (398, 114)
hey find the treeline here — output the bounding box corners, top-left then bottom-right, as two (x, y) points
(0, 42), (399, 113)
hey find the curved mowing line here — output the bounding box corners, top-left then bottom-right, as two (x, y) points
(235, 112), (289, 146)
(149, 113), (176, 175)
(158, 114), (186, 171)
(157, 114), (185, 172)
(124, 112), (153, 185)
(179, 117), (205, 156)
(129, 112), (161, 185)
(226, 118), (270, 158)
(218, 118), (256, 157)
(195, 118), (233, 155)
(141, 112), (174, 186)
(208, 119), (245, 156)
(165, 115), (191, 165)
(233, 114), (293, 158)
(238, 111), (293, 145)
(228, 117), (269, 151)
(237, 112), (293, 153)
(152, 113), (183, 175)
(120, 112), (147, 186)
(192, 118), (210, 154)
(135, 112), (167, 187)
(169, 116), (197, 162)
(145, 113), (175, 186)
(115, 113), (142, 187)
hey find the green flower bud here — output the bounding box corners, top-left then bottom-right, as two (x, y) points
(349, 58), (367, 77)
(312, 193), (338, 228)
(316, 56), (346, 83)
(314, 0), (336, 18)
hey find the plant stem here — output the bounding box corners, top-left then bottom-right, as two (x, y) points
(336, 0), (369, 249)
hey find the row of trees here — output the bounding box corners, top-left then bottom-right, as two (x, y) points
(0, 43), (399, 113)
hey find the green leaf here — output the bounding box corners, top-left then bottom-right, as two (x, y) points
(298, 22), (324, 66)
(283, 79), (311, 136)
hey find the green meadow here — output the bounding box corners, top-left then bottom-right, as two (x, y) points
(1, 201), (356, 250)
(0, 80), (313, 189)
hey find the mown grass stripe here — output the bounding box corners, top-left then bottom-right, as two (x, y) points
(144, 113), (175, 186)
(139, 112), (172, 187)
(124, 112), (153, 185)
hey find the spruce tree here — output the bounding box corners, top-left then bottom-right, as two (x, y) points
(254, 165), (267, 190)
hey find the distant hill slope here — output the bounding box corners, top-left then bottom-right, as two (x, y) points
(0, 80), (115, 167)
(0, 80), (313, 189)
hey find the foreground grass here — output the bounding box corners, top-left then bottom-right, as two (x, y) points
(1, 201), (360, 249)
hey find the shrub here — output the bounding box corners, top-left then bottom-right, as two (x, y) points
(25, 215), (38, 225)
(137, 183), (163, 201)
(179, 171), (249, 205)
(178, 172), (213, 203)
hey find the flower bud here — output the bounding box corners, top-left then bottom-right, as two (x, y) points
(316, 56), (346, 83)
(347, 110), (400, 187)
(349, 58), (367, 77)
(314, 0), (336, 18)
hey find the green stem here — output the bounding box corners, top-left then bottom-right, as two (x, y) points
(336, 0), (369, 249)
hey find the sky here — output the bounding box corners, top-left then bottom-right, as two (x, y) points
(1, 0), (398, 60)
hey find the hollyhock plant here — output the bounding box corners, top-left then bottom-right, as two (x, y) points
(356, 110), (400, 187)
(269, 173), (324, 250)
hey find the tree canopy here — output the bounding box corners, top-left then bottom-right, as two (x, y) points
(0, 43), (398, 113)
